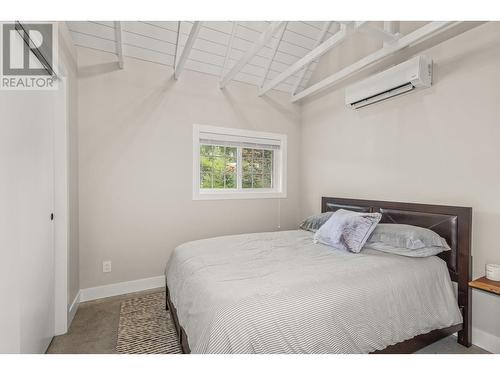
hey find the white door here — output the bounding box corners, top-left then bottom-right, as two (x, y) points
(16, 90), (56, 353)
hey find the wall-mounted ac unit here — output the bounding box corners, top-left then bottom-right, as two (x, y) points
(345, 55), (432, 109)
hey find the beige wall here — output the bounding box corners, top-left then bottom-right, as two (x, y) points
(77, 47), (301, 289)
(300, 22), (500, 351)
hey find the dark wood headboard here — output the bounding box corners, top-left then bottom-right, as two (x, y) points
(321, 196), (472, 347)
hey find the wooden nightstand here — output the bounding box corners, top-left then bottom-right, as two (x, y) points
(469, 277), (500, 295)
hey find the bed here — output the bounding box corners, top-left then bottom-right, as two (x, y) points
(165, 197), (472, 354)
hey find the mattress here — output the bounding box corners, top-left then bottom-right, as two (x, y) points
(165, 230), (462, 353)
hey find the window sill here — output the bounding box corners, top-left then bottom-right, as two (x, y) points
(193, 191), (287, 200)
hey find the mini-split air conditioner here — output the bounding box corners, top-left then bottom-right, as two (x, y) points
(345, 55), (433, 109)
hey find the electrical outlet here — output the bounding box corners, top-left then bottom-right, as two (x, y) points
(102, 260), (112, 273)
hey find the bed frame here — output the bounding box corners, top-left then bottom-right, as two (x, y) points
(166, 196), (472, 354)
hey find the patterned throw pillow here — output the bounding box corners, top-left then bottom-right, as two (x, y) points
(314, 209), (382, 253)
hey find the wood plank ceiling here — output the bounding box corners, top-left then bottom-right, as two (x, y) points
(66, 21), (340, 93)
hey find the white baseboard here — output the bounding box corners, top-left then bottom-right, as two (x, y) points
(68, 290), (81, 326)
(451, 328), (500, 354)
(80, 275), (165, 302)
(472, 327), (500, 354)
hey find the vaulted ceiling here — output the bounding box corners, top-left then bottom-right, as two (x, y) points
(66, 21), (481, 101)
(67, 21), (337, 94)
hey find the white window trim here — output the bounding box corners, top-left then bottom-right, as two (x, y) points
(193, 124), (287, 200)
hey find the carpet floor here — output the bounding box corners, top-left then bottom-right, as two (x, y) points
(46, 288), (489, 354)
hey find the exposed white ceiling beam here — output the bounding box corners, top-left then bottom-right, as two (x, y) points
(384, 21), (400, 34)
(259, 23), (361, 97)
(291, 21), (335, 95)
(219, 21), (285, 89)
(114, 21), (124, 69)
(259, 22), (288, 88)
(174, 21), (202, 80)
(220, 22), (237, 79)
(173, 21), (182, 68)
(357, 22), (399, 44)
(291, 21), (459, 103)
(383, 21), (400, 47)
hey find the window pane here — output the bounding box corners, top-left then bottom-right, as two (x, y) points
(242, 148), (252, 189)
(253, 174), (263, 188)
(200, 145), (212, 156)
(242, 159), (251, 174)
(262, 159), (272, 175)
(225, 147), (236, 159)
(253, 149), (263, 158)
(200, 173), (212, 188)
(252, 160), (263, 173)
(242, 148), (252, 158)
(200, 145), (239, 190)
(225, 173), (236, 188)
(242, 173), (252, 188)
(226, 161), (236, 175)
(214, 145), (224, 156)
(213, 173), (224, 188)
(200, 155), (211, 172)
(212, 156), (225, 173)
(201, 146), (276, 191)
(263, 174), (272, 188)
(241, 148), (274, 189)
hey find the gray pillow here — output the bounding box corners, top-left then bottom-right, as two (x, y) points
(364, 242), (448, 257)
(299, 212), (333, 233)
(366, 224), (451, 250)
(314, 209), (382, 253)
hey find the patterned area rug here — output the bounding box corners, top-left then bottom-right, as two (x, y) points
(116, 292), (182, 354)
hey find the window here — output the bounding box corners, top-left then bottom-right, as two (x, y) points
(193, 124), (287, 200)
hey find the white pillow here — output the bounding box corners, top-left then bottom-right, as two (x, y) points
(314, 209), (382, 253)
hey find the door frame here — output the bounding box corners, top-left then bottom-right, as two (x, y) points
(53, 66), (69, 336)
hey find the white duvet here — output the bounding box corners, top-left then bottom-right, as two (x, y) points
(165, 230), (462, 353)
